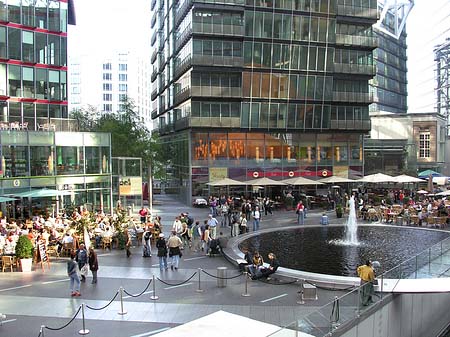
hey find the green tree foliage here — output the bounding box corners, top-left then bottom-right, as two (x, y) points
(69, 97), (165, 178)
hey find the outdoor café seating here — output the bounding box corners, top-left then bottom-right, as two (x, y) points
(2, 255), (15, 272)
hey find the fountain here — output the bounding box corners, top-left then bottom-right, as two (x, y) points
(345, 195), (358, 245)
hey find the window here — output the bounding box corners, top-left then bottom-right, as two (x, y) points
(119, 64), (127, 71)
(119, 74), (127, 81)
(103, 63), (112, 70)
(103, 104), (112, 112)
(103, 83), (112, 91)
(103, 73), (112, 80)
(103, 93), (112, 101)
(119, 84), (127, 92)
(419, 132), (431, 158)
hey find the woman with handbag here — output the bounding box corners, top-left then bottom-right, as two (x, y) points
(167, 230), (183, 270)
(88, 247), (98, 284)
(156, 233), (168, 271)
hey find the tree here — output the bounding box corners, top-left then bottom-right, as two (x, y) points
(69, 97), (166, 177)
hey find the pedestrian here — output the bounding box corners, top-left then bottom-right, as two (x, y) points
(67, 251), (81, 296)
(320, 213), (329, 225)
(167, 230), (183, 270)
(239, 213), (248, 234)
(207, 214), (218, 239)
(180, 222), (191, 249)
(296, 200), (305, 225)
(252, 206), (261, 231)
(191, 220), (201, 252)
(124, 228), (132, 258)
(139, 207), (148, 224)
(156, 233), (168, 271)
(232, 212), (240, 237)
(142, 228), (152, 257)
(357, 260), (375, 306)
(75, 243), (88, 282)
(88, 247), (98, 284)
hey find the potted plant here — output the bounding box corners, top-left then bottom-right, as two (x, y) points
(335, 204), (343, 218)
(15, 235), (34, 272)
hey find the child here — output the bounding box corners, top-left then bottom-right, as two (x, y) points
(320, 213), (329, 225)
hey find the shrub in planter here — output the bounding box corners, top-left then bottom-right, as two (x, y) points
(15, 235), (34, 272)
(15, 235), (34, 259)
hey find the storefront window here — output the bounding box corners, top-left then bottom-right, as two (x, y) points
(85, 147), (101, 174)
(2, 145), (28, 177)
(209, 133), (227, 161)
(30, 145), (52, 176)
(298, 134), (316, 163)
(247, 133), (265, 163)
(56, 146), (84, 175)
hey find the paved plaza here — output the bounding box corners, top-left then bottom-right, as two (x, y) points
(0, 195), (354, 337)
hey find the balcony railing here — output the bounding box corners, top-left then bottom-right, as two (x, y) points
(151, 69), (158, 82)
(333, 62), (376, 76)
(192, 23), (244, 36)
(174, 87), (191, 106)
(337, 5), (379, 20)
(151, 89), (158, 100)
(191, 86), (242, 98)
(0, 118), (80, 132)
(151, 31), (157, 46)
(335, 34), (378, 48)
(174, 55), (192, 79)
(332, 91), (373, 103)
(192, 55), (244, 67)
(151, 50), (158, 64)
(175, 0), (193, 28)
(175, 25), (192, 52)
(151, 108), (158, 119)
(151, 0), (157, 10)
(330, 119), (371, 131)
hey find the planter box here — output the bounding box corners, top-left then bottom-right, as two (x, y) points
(20, 258), (33, 272)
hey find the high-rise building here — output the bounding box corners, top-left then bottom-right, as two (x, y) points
(370, 0), (411, 114)
(151, 0), (378, 203)
(69, 50), (152, 129)
(0, 1), (113, 215)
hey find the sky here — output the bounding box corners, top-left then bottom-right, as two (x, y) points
(68, 0), (449, 113)
(68, 0), (150, 58)
(407, 0), (450, 113)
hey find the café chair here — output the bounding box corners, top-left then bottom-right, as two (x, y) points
(2, 256), (14, 272)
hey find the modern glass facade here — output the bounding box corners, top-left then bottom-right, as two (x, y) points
(151, 0), (378, 204)
(0, 1), (114, 215)
(370, 27), (407, 113)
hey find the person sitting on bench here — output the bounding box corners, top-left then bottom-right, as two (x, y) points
(250, 252), (280, 280)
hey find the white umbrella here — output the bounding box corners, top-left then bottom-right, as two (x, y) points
(392, 174), (425, 183)
(245, 177), (286, 186)
(436, 190), (450, 196)
(207, 178), (247, 186)
(417, 190), (429, 194)
(319, 176), (355, 184)
(282, 176), (323, 185)
(357, 173), (397, 183)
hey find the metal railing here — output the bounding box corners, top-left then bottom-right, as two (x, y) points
(336, 34), (378, 48)
(269, 235), (450, 337)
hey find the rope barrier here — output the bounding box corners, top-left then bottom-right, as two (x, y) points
(157, 272), (197, 286)
(86, 290), (119, 311)
(123, 279), (152, 298)
(44, 305), (82, 331)
(201, 269), (243, 280)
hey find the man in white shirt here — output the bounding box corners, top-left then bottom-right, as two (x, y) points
(172, 216), (183, 236)
(252, 206), (261, 231)
(207, 214), (218, 239)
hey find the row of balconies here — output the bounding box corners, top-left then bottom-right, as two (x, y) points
(174, 87), (191, 106)
(335, 34), (378, 49)
(158, 117), (370, 134)
(333, 62), (376, 76)
(336, 5), (379, 20)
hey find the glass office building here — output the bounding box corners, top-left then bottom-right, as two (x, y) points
(0, 1), (113, 215)
(151, 0), (378, 203)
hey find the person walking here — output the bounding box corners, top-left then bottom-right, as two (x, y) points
(252, 206), (261, 231)
(156, 233), (168, 271)
(167, 231), (183, 270)
(75, 243), (88, 282)
(67, 252), (81, 296)
(357, 260), (375, 306)
(191, 220), (201, 252)
(124, 228), (132, 258)
(142, 228), (152, 257)
(88, 247), (98, 284)
(207, 214), (218, 239)
(296, 200), (305, 225)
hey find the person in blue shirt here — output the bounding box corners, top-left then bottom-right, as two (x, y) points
(320, 213), (329, 225)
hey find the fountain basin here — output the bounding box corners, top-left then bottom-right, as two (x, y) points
(230, 224), (450, 288)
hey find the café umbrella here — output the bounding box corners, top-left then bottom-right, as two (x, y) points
(0, 196), (17, 202)
(11, 188), (73, 198)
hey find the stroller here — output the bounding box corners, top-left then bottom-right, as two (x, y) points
(208, 239), (221, 257)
